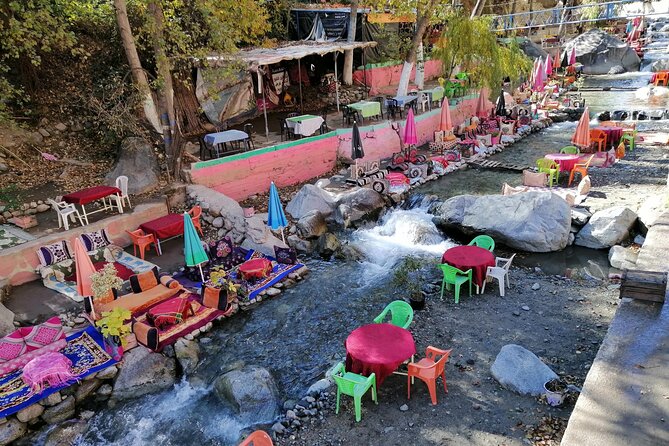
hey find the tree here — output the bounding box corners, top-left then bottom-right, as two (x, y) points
(343, 0), (359, 86)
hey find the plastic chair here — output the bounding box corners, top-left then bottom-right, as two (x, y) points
(373, 300), (413, 329)
(115, 175), (131, 209)
(418, 92), (431, 113)
(536, 158), (559, 187)
(468, 235), (495, 252)
(438, 263), (472, 304)
(386, 98), (403, 119)
(589, 129), (607, 152)
(481, 253), (516, 297)
(331, 362), (377, 422)
(126, 229), (157, 260)
(619, 133), (635, 151)
(653, 72), (668, 86)
(238, 430), (273, 446)
(407, 346), (452, 405)
(187, 205), (204, 236)
(568, 154), (595, 187)
(47, 199), (84, 231)
(560, 146), (580, 155)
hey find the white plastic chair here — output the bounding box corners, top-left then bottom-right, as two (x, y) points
(115, 175), (131, 209)
(48, 199), (84, 231)
(418, 92), (431, 113)
(481, 254), (516, 297)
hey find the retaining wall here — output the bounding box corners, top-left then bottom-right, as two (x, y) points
(352, 60), (444, 95)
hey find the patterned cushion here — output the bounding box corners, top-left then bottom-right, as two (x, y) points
(80, 229), (111, 252)
(209, 237), (234, 261)
(22, 316), (65, 350)
(146, 296), (193, 329)
(129, 267), (160, 293)
(50, 259), (75, 283)
(501, 122), (515, 135)
(274, 246), (297, 265)
(37, 241), (72, 267)
(0, 332), (27, 363)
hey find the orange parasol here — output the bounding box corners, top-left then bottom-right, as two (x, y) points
(438, 98), (453, 132)
(571, 106), (591, 149)
(474, 89), (489, 118)
(74, 238), (95, 298)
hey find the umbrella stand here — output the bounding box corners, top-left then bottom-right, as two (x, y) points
(198, 263), (205, 283)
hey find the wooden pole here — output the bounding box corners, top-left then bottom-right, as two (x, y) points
(298, 58), (304, 114)
(334, 53), (340, 112)
(261, 67), (269, 140)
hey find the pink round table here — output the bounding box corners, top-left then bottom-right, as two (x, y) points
(545, 153), (580, 172)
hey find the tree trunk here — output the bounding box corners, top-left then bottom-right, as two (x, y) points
(148, 1), (180, 176)
(397, 0), (439, 96)
(415, 42), (425, 89)
(343, 0), (359, 86)
(112, 0), (161, 134)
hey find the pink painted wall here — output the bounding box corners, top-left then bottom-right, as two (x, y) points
(0, 202), (168, 286)
(352, 60), (444, 95)
(191, 96), (485, 201)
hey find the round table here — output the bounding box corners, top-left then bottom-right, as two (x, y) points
(545, 153), (580, 172)
(441, 245), (495, 289)
(593, 126), (623, 150)
(345, 323), (416, 386)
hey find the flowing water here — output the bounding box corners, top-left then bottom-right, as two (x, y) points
(69, 74), (667, 445)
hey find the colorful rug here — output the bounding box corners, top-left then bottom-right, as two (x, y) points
(0, 326), (118, 418)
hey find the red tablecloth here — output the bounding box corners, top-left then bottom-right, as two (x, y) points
(545, 153), (580, 172)
(593, 126), (623, 150)
(441, 245), (495, 288)
(238, 258), (273, 280)
(62, 186), (121, 205)
(345, 323), (415, 386)
(139, 214), (184, 240)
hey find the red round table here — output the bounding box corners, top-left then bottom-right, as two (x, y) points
(545, 153), (579, 172)
(441, 245), (495, 289)
(345, 323), (416, 386)
(593, 126), (623, 150)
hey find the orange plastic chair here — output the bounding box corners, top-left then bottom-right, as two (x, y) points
(188, 205), (204, 236)
(407, 346), (452, 405)
(568, 154), (595, 187)
(238, 430), (273, 446)
(126, 229), (157, 260)
(653, 72), (668, 86)
(589, 129), (607, 152)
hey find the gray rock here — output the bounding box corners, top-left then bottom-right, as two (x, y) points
(75, 378), (102, 402)
(491, 344), (558, 396)
(399, 404), (409, 411)
(607, 65), (625, 75)
(317, 233), (341, 259)
(0, 304), (15, 338)
(97, 384), (113, 397)
(96, 365), (118, 380)
(333, 188), (385, 227)
(212, 217), (224, 228)
(531, 283), (541, 291)
(0, 418), (27, 445)
(265, 287), (281, 296)
(272, 422), (286, 434)
(306, 378), (333, 396)
(70, 122), (84, 132)
(633, 234), (645, 245)
(0, 163), (7, 173)
(42, 396), (76, 424)
(571, 207), (592, 226)
(43, 392), (62, 406)
(174, 338), (200, 375)
(287, 235), (313, 253)
(29, 132), (44, 145)
(105, 137), (159, 195)
(286, 184), (337, 219)
(563, 29), (640, 75)
(214, 366), (279, 423)
(38, 128), (51, 138)
(44, 420), (88, 446)
(517, 38), (548, 59)
(112, 346), (177, 401)
(433, 192), (571, 252)
(637, 194), (666, 233)
(608, 245), (639, 269)
(575, 207), (638, 249)
(240, 214), (287, 256)
(54, 122), (67, 132)
(297, 210), (328, 239)
(16, 403), (44, 423)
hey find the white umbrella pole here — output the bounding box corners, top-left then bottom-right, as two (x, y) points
(198, 263), (205, 283)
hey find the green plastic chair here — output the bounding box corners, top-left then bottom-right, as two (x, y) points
(560, 146), (580, 155)
(619, 134), (635, 151)
(455, 72), (469, 82)
(468, 235), (495, 252)
(536, 158), (559, 187)
(438, 263), (472, 304)
(373, 300), (414, 329)
(331, 362), (377, 422)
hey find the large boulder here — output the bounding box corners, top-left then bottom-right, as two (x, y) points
(174, 339), (200, 375)
(491, 344), (558, 396)
(112, 346), (177, 401)
(608, 245), (638, 270)
(574, 207), (638, 249)
(334, 188), (385, 227)
(297, 210), (328, 239)
(317, 233), (341, 259)
(43, 420), (88, 446)
(286, 184), (336, 219)
(105, 137), (160, 195)
(650, 59), (669, 72)
(432, 192), (571, 252)
(214, 365), (279, 424)
(517, 38), (548, 60)
(564, 29), (640, 75)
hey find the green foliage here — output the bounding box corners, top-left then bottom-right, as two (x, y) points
(374, 24), (414, 62)
(392, 256), (426, 298)
(90, 263), (124, 301)
(0, 184), (22, 211)
(96, 307), (132, 338)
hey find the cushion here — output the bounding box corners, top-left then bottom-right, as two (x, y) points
(0, 331), (27, 363)
(201, 285), (234, 311)
(476, 134), (492, 146)
(129, 267), (160, 294)
(159, 275), (180, 289)
(523, 170), (547, 187)
(501, 122), (515, 135)
(50, 259), (76, 283)
(146, 296), (194, 330)
(22, 316), (65, 350)
(80, 229), (111, 252)
(209, 237), (233, 260)
(274, 246), (297, 265)
(37, 241), (72, 267)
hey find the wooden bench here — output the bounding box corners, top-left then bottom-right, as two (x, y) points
(619, 269), (667, 303)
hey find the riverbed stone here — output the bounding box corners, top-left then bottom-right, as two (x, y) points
(297, 210), (328, 239)
(44, 419), (88, 446)
(333, 188), (385, 227)
(287, 235), (312, 253)
(286, 184), (337, 219)
(112, 346), (177, 401)
(41, 396), (76, 424)
(317, 233), (341, 259)
(0, 418), (27, 445)
(0, 303), (15, 338)
(571, 207), (592, 226)
(16, 403), (44, 422)
(105, 137), (160, 194)
(74, 378), (102, 402)
(306, 378), (333, 396)
(608, 245), (639, 269)
(432, 192), (571, 252)
(563, 29), (640, 74)
(575, 207), (638, 249)
(174, 338), (200, 375)
(96, 365), (118, 380)
(214, 365), (279, 423)
(491, 344), (558, 396)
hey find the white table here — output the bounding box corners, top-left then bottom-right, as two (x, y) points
(285, 115), (324, 137)
(203, 130), (250, 157)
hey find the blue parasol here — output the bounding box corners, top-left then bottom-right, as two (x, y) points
(267, 181), (288, 243)
(183, 212), (208, 282)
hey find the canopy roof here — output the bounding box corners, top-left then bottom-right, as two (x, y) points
(204, 41), (377, 71)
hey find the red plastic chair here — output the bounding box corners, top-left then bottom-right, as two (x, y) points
(188, 205), (204, 236)
(589, 129), (607, 152)
(126, 229), (157, 260)
(238, 430), (273, 446)
(407, 346), (452, 405)
(654, 71), (668, 86)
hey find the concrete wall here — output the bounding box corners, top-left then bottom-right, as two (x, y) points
(190, 94), (484, 201)
(0, 201), (168, 286)
(352, 60), (444, 95)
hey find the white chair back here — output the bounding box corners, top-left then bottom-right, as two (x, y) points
(47, 198), (68, 210)
(496, 253), (516, 271)
(116, 175), (129, 196)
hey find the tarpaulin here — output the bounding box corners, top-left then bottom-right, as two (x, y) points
(195, 68), (256, 127)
